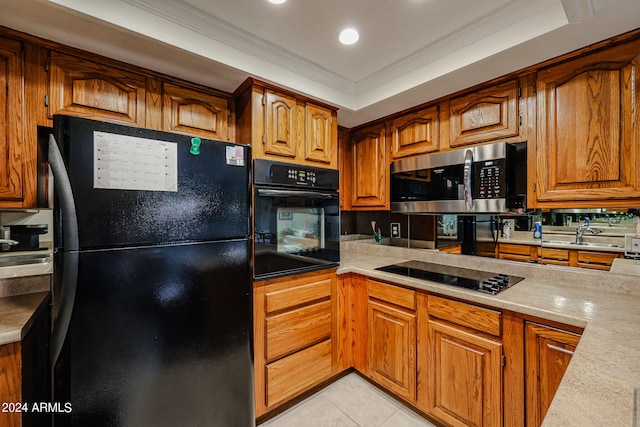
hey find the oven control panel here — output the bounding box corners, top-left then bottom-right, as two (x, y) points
(286, 168), (317, 185)
(253, 159), (339, 190)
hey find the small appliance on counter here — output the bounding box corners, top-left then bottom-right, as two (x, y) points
(5, 224), (48, 251)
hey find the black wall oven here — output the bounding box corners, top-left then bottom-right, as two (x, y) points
(253, 159), (340, 280)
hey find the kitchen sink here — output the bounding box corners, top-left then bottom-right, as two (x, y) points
(0, 253), (52, 267)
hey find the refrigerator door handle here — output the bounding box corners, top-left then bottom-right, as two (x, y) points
(48, 134), (79, 251)
(48, 134), (80, 366)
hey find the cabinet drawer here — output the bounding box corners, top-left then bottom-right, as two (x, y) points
(499, 243), (534, 256)
(367, 279), (416, 310)
(265, 274), (332, 313)
(541, 248), (570, 261)
(266, 300), (331, 361)
(266, 339), (332, 407)
(577, 251), (619, 270)
(428, 295), (501, 337)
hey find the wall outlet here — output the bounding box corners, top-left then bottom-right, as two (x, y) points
(390, 223), (401, 238)
(632, 237), (640, 253)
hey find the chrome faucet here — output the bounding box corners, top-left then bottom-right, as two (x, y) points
(575, 225), (601, 244)
(0, 239), (18, 245)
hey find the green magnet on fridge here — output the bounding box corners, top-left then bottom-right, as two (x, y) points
(190, 138), (201, 155)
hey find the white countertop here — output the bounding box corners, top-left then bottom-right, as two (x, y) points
(338, 240), (640, 426)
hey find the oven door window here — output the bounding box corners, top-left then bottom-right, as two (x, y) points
(276, 207), (325, 254)
(254, 189), (339, 280)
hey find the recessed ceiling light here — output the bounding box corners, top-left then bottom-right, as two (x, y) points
(268, 0), (286, 4)
(339, 28), (359, 45)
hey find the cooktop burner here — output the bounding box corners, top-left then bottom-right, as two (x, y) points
(375, 260), (524, 295)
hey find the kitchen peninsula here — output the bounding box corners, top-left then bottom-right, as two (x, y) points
(337, 239), (640, 427)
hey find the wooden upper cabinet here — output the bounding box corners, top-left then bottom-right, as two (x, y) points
(304, 102), (334, 164)
(162, 83), (229, 140)
(235, 80), (338, 168)
(350, 123), (389, 209)
(264, 89), (300, 158)
(533, 40), (640, 207)
(449, 79), (520, 147)
(391, 106), (439, 159)
(525, 322), (581, 427)
(49, 51), (146, 126)
(0, 37), (24, 206)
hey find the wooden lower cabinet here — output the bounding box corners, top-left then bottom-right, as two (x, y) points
(426, 320), (503, 427)
(423, 295), (504, 427)
(497, 242), (539, 263)
(367, 300), (416, 401)
(0, 342), (21, 427)
(253, 269), (337, 417)
(525, 322), (581, 427)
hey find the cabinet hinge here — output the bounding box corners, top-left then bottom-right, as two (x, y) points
(44, 63), (49, 72)
(262, 134), (266, 145)
(227, 130), (231, 140)
(44, 94), (49, 107)
(261, 95), (266, 106)
(533, 182), (537, 193)
(532, 82), (537, 94)
(227, 109), (231, 117)
(517, 86), (522, 98)
(519, 115), (522, 126)
(502, 354), (506, 367)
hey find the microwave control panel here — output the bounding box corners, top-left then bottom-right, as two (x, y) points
(474, 158), (506, 199)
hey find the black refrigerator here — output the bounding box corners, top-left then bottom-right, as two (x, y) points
(48, 115), (254, 426)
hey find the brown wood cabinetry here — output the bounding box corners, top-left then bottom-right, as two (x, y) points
(253, 270), (337, 417)
(533, 39), (640, 207)
(448, 79), (522, 147)
(49, 51), (147, 126)
(497, 242), (539, 263)
(525, 322), (581, 427)
(161, 82), (230, 140)
(366, 279), (416, 401)
(349, 123), (389, 209)
(0, 342), (21, 427)
(0, 37), (25, 208)
(235, 79), (338, 168)
(424, 296), (503, 427)
(391, 106), (439, 158)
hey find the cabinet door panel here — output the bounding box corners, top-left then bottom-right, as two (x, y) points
(264, 90), (299, 158)
(162, 83), (228, 140)
(305, 103), (333, 164)
(367, 300), (416, 401)
(449, 80), (519, 147)
(0, 37), (23, 204)
(534, 43), (640, 205)
(525, 322), (580, 427)
(428, 320), (502, 427)
(49, 52), (146, 126)
(350, 124), (388, 209)
(391, 106), (439, 158)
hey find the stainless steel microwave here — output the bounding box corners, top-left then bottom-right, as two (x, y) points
(390, 141), (527, 214)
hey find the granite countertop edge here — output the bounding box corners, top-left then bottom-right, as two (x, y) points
(337, 240), (640, 427)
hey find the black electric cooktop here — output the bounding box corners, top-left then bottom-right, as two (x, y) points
(375, 260), (524, 295)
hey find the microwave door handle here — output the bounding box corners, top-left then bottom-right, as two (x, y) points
(463, 149), (474, 211)
(257, 188), (337, 199)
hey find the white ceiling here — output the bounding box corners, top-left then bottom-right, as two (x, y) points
(1, 0), (640, 127)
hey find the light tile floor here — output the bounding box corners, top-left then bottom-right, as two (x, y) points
(260, 373), (438, 427)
